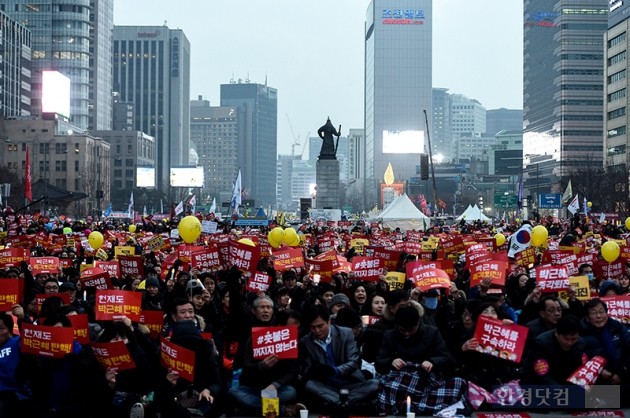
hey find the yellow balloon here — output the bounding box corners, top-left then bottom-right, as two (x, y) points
(587, 201), (592, 208)
(531, 225), (548, 247)
(88, 231), (104, 250)
(268, 227), (285, 249)
(238, 238), (256, 247)
(129, 224), (136, 233)
(601, 241), (620, 263)
(625, 217), (630, 230)
(494, 233), (506, 247)
(178, 216), (201, 244)
(283, 228), (300, 247)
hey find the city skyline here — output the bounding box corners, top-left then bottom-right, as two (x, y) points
(114, 0), (523, 158)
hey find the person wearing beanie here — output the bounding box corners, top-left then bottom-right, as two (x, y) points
(599, 280), (622, 297)
(141, 275), (164, 311)
(375, 305), (466, 415)
(328, 293), (350, 314)
(333, 307), (363, 337)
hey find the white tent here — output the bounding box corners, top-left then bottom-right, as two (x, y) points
(455, 204), (491, 223)
(377, 194), (430, 231)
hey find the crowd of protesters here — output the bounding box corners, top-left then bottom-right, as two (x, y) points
(0, 211), (628, 418)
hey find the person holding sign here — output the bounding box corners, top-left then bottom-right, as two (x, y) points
(580, 298), (630, 394)
(0, 313), (29, 418)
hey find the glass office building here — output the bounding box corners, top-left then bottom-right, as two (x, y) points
(523, 0), (608, 197)
(364, 0), (432, 182)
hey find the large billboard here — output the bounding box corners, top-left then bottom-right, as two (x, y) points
(42, 71), (71, 118)
(170, 166), (204, 188)
(382, 130), (424, 154)
(136, 167), (156, 188)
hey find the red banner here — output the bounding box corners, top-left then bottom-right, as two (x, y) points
(567, 356), (606, 387)
(91, 341), (136, 371)
(68, 313), (90, 344)
(441, 235), (465, 254)
(473, 316), (528, 363)
(95, 290), (142, 321)
(251, 325), (299, 359)
(177, 245), (204, 263)
(140, 310), (165, 339)
(305, 258), (334, 283)
(594, 259), (625, 281)
(601, 296), (630, 324)
(190, 248), (222, 271)
(0, 279), (21, 310)
(272, 247), (305, 271)
(350, 256), (383, 281)
(535, 265), (570, 293)
(94, 260), (121, 279)
(160, 338), (195, 382)
(80, 267), (112, 290)
(246, 272), (272, 293)
(369, 247), (401, 271)
(118, 256), (144, 278)
(403, 241), (423, 255)
(21, 323), (74, 358)
(0, 248), (29, 268)
(470, 261), (508, 288)
(414, 268), (451, 292)
(515, 247), (537, 268)
(228, 240), (261, 273)
(30, 257), (60, 275)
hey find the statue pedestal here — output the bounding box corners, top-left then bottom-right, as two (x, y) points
(316, 159), (340, 209)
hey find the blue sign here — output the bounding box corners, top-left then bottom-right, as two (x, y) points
(538, 193), (561, 209)
(382, 9), (425, 19)
(235, 219), (269, 226)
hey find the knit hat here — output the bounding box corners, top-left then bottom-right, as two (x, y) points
(328, 293), (350, 310)
(145, 277), (160, 289)
(59, 281), (77, 292)
(599, 280), (621, 297)
(334, 308), (362, 329)
(282, 270), (298, 282)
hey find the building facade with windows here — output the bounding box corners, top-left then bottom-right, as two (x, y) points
(0, 10), (31, 117)
(523, 0), (608, 199)
(113, 25), (191, 190)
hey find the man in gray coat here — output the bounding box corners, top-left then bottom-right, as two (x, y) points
(299, 304), (379, 413)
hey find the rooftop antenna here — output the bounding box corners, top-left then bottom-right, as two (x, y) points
(163, 20), (167, 26)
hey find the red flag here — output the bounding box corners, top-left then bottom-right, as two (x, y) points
(25, 146), (32, 202)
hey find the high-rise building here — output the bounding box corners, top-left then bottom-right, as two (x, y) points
(190, 96), (239, 205)
(220, 80), (277, 208)
(432, 88), (452, 161)
(486, 108), (523, 135)
(1, 0), (113, 130)
(523, 0), (608, 198)
(364, 0), (432, 182)
(605, 2), (630, 174)
(113, 26), (191, 189)
(0, 10), (31, 117)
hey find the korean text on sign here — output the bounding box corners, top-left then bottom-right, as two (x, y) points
(251, 325), (299, 360)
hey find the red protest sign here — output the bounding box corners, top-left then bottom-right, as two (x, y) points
(35, 293), (70, 314)
(58, 258), (74, 269)
(160, 338), (195, 382)
(403, 241), (423, 255)
(601, 296), (630, 324)
(251, 325), (299, 360)
(567, 356), (606, 387)
(473, 316), (528, 363)
(68, 313), (90, 344)
(594, 259), (625, 280)
(0, 248), (29, 268)
(515, 247), (537, 267)
(30, 257), (60, 275)
(140, 310), (165, 339)
(21, 323), (74, 358)
(91, 341), (136, 371)
(406, 260), (441, 282)
(191, 248), (222, 271)
(0, 279), (21, 310)
(272, 247), (304, 271)
(441, 235), (465, 254)
(369, 247), (401, 271)
(118, 255), (144, 278)
(246, 272), (272, 293)
(94, 290), (142, 321)
(350, 256), (383, 281)
(470, 261), (508, 288)
(535, 265), (570, 293)
(94, 260), (121, 279)
(414, 268), (451, 292)
(177, 245), (205, 263)
(80, 267), (112, 290)
(228, 240), (261, 273)
(305, 258), (334, 283)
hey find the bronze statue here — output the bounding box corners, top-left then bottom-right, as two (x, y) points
(317, 117), (341, 160)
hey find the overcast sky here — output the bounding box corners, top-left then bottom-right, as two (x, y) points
(114, 0), (523, 158)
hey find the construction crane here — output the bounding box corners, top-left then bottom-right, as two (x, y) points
(286, 113), (300, 157)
